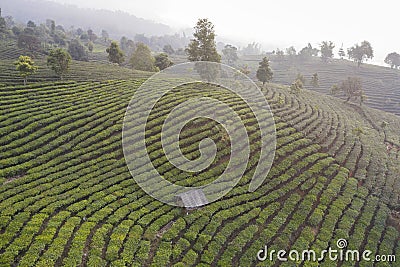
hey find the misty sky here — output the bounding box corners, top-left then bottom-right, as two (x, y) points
(49, 0), (399, 65)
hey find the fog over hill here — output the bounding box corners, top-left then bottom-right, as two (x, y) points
(46, 0), (400, 66)
(1, 0), (173, 39)
(3, 0), (399, 67)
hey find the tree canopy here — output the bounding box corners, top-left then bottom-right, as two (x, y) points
(106, 41), (125, 65)
(384, 52), (400, 69)
(68, 39), (88, 61)
(47, 48), (71, 80)
(332, 77), (365, 105)
(163, 44), (175, 55)
(130, 43), (158, 72)
(17, 34), (41, 53)
(347, 41), (373, 67)
(320, 41), (335, 62)
(256, 57), (273, 86)
(285, 46), (296, 57)
(298, 43), (319, 59)
(14, 55), (38, 85)
(222, 44), (238, 65)
(154, 53), (173, 71)
(185, 18), (220, 62)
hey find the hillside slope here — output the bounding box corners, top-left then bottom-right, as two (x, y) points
(2, 0), (172, 37)
(0, 79), (399, 266)
(0, 58), (151, 85)
(241, 55), (400, 116)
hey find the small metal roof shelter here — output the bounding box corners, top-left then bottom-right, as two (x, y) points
(175, 189), (209, 208)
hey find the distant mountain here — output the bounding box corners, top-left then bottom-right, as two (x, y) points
(1, 0), (173, 38)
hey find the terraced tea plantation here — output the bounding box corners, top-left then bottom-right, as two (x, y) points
(0, 59), (150, 86)
(241, 55), (400, 116)
(1, 76), (399, 266)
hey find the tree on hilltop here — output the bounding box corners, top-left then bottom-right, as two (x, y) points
(384, 52), (400, 69)
(285, 46), (296, 56)
(320, 41), (335, 62)
(347, 41), (373, 67)
(186, 18), (221, 62)
(298, 43), (319, 60)
(186, 18), (221, 81)
(338, 44), (346, 59)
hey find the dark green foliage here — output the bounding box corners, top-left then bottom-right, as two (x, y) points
(106, 41), (125, 65)
(26, 20), (36, 28)
(186, 18), (221, 62)
(17, 34), (41, 52)
(256, 56), (273, 86)
(154, 53), (173, 71)
(46, 48), (71, 79)
(185, 19), (221, 81)
(68, 39), (88, 62)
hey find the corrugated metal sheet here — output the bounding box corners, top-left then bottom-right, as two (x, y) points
(176, 189), (209, 208)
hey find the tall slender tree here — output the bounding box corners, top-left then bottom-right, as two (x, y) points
(186, 19), (221, 81)
(256, 57), (273, 86)
(186, 18), (220, 62)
